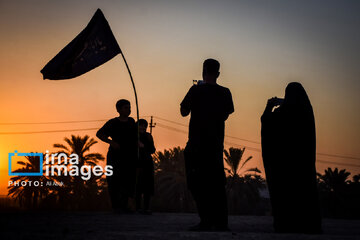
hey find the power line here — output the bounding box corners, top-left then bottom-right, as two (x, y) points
(317, 152), (360, 161)
(0, 120), (358, 171)
(1, 115), (359, 163)
(154, 116), (188, 127)
(156, 123), (188, 134)
(155, 116), (360, 161)
(224, 141), (262, 152)
(154, 115), (261, 144)
(0, 128), (98, 135)
(0, 119), (157, 135)
(225, 135), (260, 145)
(155, 123), (359, 168)
(317, 159), (360, 168)
(156, 121), (262, 152)
(0, 119), (107, 125)
(156, 122), (360, 168)
(0, 116), (151, 125)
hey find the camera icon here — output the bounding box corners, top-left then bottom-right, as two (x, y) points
(8, 150), (43, 176)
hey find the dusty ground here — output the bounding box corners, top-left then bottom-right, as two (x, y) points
(1, 212), (359, 240)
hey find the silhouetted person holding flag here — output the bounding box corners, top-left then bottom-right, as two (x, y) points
(40, 8), (142, 213)
(181, 59), (234, 231)
(261, 82), (322, 234)
(40, 7), (141, 141)
(97, 99), (138, 213)
(135, 119), (156, 214)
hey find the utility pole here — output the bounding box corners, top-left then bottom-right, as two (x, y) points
(149, 116), (156, 135)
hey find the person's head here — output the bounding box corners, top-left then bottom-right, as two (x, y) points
(202, 58), (220, 83)
(283, 82), (312, 110)
(137, 119), (148, 133)
(116, 99), (131, 117)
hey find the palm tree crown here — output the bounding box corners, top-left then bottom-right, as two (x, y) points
(224, 147), (260, 178)
(53, 135), (104, 166)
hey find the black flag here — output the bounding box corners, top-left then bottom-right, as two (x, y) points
(41, 9), (121, 80)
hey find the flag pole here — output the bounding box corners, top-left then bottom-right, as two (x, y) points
(120, 52), (139, 122)
(120, 51), (140, 198)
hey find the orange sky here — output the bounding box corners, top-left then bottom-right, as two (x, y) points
(1, 1), (360, 195)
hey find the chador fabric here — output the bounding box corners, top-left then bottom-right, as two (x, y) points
(261, 82), (322, 234)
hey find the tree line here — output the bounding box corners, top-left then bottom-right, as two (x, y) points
(6, 135), (360, 218)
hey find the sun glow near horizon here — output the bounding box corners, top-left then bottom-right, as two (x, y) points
(1, 1), (360, 196)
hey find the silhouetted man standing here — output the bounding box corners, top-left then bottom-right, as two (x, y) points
(97, 99), (137, 213)
(181, 59), (234, 231)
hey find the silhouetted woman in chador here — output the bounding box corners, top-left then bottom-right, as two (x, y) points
(261, 82), (322, 234)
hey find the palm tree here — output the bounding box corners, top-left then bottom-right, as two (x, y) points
(317, 167), (351, 192)
(352, 174), (360, 184)
(7, 154), (49, 209)
(153, 147), (194, 212)
(223, 147), (265, 214)
(52, 135), (105, 209)
(223, 147), (261, 179)
(317, 168), (352, 217)
(53, 135), (104, 166)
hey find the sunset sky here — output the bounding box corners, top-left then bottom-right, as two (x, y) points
(1, 0), (360, 195)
